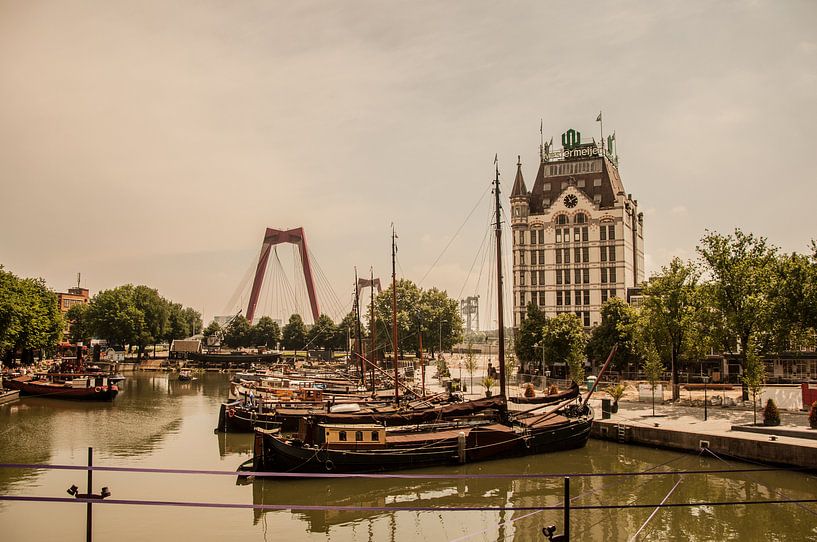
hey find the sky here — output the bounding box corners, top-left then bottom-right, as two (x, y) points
(1, 1), (816, 327)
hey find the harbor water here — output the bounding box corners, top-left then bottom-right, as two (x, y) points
(1, 372), (815, 541)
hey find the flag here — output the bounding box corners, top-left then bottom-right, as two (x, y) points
(540, 119), (543, 134)
(494, 153), (498, 164)
(596, 111), (602, 122)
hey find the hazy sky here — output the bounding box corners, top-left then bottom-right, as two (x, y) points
(2, 1), (816, 327)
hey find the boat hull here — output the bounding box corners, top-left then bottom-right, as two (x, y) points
(251, 407), (594, 474)
(3, 378), (119, 401)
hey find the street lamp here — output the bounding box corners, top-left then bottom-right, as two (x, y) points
(702, 374), (710, 421)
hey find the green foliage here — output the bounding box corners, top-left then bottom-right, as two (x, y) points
(251, 316), (281, 348)
(306, 314), (338, 350)
(515, 303), (548, 365)
(586, 298), (639, 372)
(202, 321), (222, 340)
(481, 375), (495, 393)
(762, 399), (780, 427)
(373, 279), (463, 356)
(0, 268), (64, 358)
(639, 257), (703, 399)
(165, 303), (201, 342)
(697, 229), (778, 359)
(65, 303), (92, 344)
(541, 313), (587, 383)
(224, 315), (252, 348)
(605, 383), (626, 403)
(281, 314), (307, 350)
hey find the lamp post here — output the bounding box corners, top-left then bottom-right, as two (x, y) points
(702, 374), (710, 421)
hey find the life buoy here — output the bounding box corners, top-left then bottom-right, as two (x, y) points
(94, 386), (102, 393)
(227, 408), (236, 418)
(324, 459), (335, 472)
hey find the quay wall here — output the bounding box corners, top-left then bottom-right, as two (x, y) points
(591, 419), (817, 470)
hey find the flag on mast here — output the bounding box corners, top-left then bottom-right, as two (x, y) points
(596, 111), (602, 122)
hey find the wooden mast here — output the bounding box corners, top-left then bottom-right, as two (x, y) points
(370, 267), (376, 392)
(391, 227), (399, 402)
(494, 158), (507, 400)
(354, 268), (365, 387)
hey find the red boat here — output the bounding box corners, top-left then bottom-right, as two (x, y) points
(4, 373), (119, 401)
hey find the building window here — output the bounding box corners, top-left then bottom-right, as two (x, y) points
(578, 179), (585, 188)
(520, 292), (526, 307)
(575, 213), (587, 224)
(555, 230), (561, 243)
(584, 290), (590, 305)
(556, 291), (562, 306)
(539, 270), (545, 284)
(601, 289), (608, 303)
(582, 227), (588, 242)
(538, 230), (545, 244)
(556, 215), (568, 225)
(601, 268), (608, 283)
(556, 249), (562, 264)
(594, 178), (602, 187)
(594, 194), (602, 204)
(564, 270), (571, 285)
(601, 246), (607, 262)
(564, 290), (571, 305)
(600, 226), (607, 241)
(539, 291), (546, 306)
(582, 246), (589, 262)
(608, 225), (616, 240)
(583, 311), (591, 327)
(583, 268), (590, 284)
(574, 228), (580, 241)
(609, 246), (616, 261)
(355, 431), (364, 442)
(544, 183), (551, 191)
(371, 431), (379, 442)
(538, 249), (545, 264)
(520, 251), (525, 265)
(609, 267), (617, 283)
(574, 269), (581, 284)
(531, 272), (537, 286)
(339, 431), (347, 442)
(574, 247), (581, 263)
(520, 272), (525, 286)
(564, 248), (570, 264)
(609, 289), (616, 298)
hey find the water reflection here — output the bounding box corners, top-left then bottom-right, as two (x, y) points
(0, 372), (815, 542)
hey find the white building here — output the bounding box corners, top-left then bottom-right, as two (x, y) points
(509, 126), (645, 328)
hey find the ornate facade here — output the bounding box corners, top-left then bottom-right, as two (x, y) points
(509, 127), (645, 328)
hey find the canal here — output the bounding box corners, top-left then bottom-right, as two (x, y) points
(1, 372), (815, 541)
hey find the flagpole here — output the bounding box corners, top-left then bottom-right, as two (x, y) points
(598, 111), (604, 152)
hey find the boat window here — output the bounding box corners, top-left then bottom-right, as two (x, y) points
(355, 431), (363, 442)
(338, 431), (347, 441)
(371, 431), (379, 441)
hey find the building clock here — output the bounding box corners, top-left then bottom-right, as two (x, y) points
(564, 194), (578, 208)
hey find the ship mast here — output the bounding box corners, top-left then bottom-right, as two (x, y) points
(354, 268), (365, 387)
(370, 267), (376, 392)
(391, 226), (399, 402)
(494, 159), (506, 400)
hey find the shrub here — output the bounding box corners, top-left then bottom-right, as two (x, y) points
(605, 383), (626, 404)
(809, 401), (817, 430)
(762, 398), (780, 427)
(482, 376), (496, 396)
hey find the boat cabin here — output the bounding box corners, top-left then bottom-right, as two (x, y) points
(318, 424), (386, 450)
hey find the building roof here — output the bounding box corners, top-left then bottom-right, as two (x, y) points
(528, 155), (622, 214)
(510, 157), (527, 199)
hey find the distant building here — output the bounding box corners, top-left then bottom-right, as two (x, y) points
(510, 125), (645, 328)
(57, 287), (89, 313)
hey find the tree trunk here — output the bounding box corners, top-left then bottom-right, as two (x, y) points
(671, 347), (681, 401)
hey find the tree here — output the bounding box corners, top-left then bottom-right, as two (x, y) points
(586, 298), (640, 374)
(697, 229), (777, 369)
(374, 280), (462, 358)
(251, 316), (281, 348)
(743, 339), (765, 425)
(464, 338), (477, 394)
(202, 321), (222, 344)
(224, 315), (252, 348)
(306, 314), (337, 350)
(541, 313), (587, 383)
(640, 333), (664, 417)
(0, 268), (64, 364)
(86, 285), (141, 349)
(514, 303), (548, 372)
(639, 258), (702, 400)
(132, 285), (170, 360)
(165, 303), (189, 343)
(65, 303), (92, 344)
(336, 311), (359, 353)
(281, 314), (307, 350)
